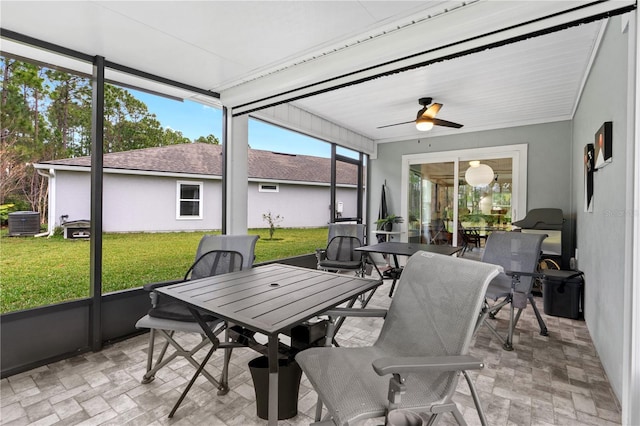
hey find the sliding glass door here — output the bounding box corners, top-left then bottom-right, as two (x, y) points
(401, 145), (527, 246)
(407, 161), (456, 244)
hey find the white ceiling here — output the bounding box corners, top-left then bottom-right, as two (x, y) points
(0, 1), (634, 147)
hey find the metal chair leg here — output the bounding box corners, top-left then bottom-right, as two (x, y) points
(142, 329), (157, 384)
(528, 294), (549, 336)
(462, 370), (488, 426)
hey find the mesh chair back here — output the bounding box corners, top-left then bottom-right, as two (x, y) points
(481, 231), (546, 294)
(327, 223), (365, 244)
(374, 252), (501, 402)
(325, 236), (362, 262)
(187, 250), (243, 280)
(195, 235), (259, 270)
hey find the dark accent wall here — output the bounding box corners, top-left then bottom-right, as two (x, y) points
(1, 289), (150, 378)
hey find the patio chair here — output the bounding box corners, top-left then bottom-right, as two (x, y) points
(316, 223), (367, 277)
(458, 221), (483, 255)
(135, 234), (259, 393)
(476, 231), (548, 351)
(296, 252), (502, 426)
(428, 218), (452, 245)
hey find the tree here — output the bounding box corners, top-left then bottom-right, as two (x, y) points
(194, 134), (220, 144)
(262, 211), (284, 240)
(46, 70), (91, 157)
(162, 127), (191, 146)
(103, 85), (168, 152)
(0, 58), (51, 222)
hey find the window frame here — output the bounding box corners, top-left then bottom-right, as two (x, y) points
(176, 180), (204, 219)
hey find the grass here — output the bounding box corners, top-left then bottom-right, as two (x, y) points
(0, 227), (327, 313)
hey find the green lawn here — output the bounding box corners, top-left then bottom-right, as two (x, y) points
(0, 227), (327, 313)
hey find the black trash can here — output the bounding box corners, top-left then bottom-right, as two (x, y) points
(543, 270), (584, 319)
(248, 356), (302, 420)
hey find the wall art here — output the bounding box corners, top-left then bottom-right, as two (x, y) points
(594, 121), (612, 170)
(584, 143), (594, 212)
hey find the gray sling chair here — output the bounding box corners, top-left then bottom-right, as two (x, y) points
(135, 234), (259, 393)
(316, 223), (367, 277)
(475, 231), (548, 351)
(296, 252), (502, 426)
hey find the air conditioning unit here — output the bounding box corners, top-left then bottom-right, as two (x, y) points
(8, 211), (40, 236)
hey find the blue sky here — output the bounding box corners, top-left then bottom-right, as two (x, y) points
(132, 90), (334, 158)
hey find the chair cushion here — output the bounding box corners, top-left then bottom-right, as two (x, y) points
(149, 301), (217, 322)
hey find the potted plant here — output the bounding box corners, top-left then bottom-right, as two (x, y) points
(376, 214), (404, 231)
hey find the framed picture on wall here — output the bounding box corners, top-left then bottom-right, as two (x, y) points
(584, 143), (594, 213)
(594, 121), (612, 170)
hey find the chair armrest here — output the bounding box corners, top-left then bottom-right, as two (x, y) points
(372, 355), (484, 376)
(315, 248), (327, 261)
(323, 307), (388, 318)
(143, 279), (186, 292)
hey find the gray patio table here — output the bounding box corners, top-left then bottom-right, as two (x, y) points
(155, 263), (382, 425)
(356, 241), (463, 296)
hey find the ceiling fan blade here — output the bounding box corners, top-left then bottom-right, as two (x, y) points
(377, 120), (415, 129)
(432, 118), (464, 128)
(423, 103), (442, 119)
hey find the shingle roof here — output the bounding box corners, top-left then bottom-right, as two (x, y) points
(38, 143), (359, 185)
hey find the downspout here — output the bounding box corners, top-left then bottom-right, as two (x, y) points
(36, 168), (56, 237)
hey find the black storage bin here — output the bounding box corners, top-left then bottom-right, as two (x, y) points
(290, 319), (328, 351)
(543, 270), (584, 319)
(248, 356), (302, 420)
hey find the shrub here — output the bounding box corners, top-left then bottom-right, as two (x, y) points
(262, 211), (283, 240)
(0, 204), (16, 225)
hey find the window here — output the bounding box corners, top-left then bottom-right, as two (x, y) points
(177, 181), (203, 219)
(259, 183), (279, 192)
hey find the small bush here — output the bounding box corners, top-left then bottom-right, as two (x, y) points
(262, 211), (284, 240)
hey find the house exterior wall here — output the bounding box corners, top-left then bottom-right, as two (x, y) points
(103, 174), (222, 232)
(52, 171), (222, 232)
(52, 170), (91, 225)
(247, 181), (358, 228)
(571, 14), (632, 402)
(51, 171), (358, 232)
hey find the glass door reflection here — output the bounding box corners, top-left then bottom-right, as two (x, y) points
(409, 162), (456, 245)
(407, 157), (514, 248)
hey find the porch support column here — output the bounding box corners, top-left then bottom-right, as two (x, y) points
(90, 55), (105, 351)
(225, 112), (249, 234)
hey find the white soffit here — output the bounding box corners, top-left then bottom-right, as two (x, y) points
(225, 0), (636, 112)
(253, 104), (375, 156)
(294, 19), (605, 142)
(0, 1), (436, 93)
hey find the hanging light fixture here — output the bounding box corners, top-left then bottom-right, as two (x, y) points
(415, 117), (434, 131)
(465, 161), (494, 187)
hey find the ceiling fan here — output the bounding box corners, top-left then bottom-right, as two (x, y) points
(377, 97), (463, 131)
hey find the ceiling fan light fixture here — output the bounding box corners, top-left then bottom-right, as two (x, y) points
(468, 160), (480, 167)
(416, 117), (434, 131)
